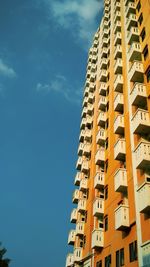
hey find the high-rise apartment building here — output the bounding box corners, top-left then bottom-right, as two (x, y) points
(66, 0), (150, 266)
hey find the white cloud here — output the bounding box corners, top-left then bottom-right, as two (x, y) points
(36, 75), (82, 105)
(45, 0), (103, 48)
(0, 58), (16, 78)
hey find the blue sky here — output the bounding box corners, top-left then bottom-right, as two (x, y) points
(0, 0), (102, 266)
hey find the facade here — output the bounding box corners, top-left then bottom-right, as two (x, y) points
(66, 0), (150, 266)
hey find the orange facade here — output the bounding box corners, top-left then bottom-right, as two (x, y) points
(66, 0), (150, 267)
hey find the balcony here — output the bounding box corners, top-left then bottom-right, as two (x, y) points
(89, 83), (95, 93)
(114, 139), (126, 161)
(127, 27), (139, 45)
(82, 96), (88, 107)
(74, 248), (83, 262)
(125, 2), (136, 17)
(84, 129), (92, 142)
(91, 55), (97, 64)
(128, 42), (142, 62)
(87, 103), (94, 115)
(93, 198), (104, 216)
(114, 2), (121, 12)
(96, 129), (107, 145)
(114, 45), (122, 59)
(90, 74), (96, 83)
(83, 143), (91, 156)
(98, 96), (107, 111)
(66, 254), (74, 267)
(99, 82), (107, 96)
(102, 29), (109, 39)
(80, 118), (86, 130)
(92, 230), (104, 249)
(103, 20), (109, 30)
(84, 87), (88, 97)
(79, 130), (85, 142)
(97, 112), (107, 127)
(86, 79), (90, 87)
(78, 199), (86, 212)
(74, 172), (81, 186)
(114, 11), (121, 24)
(93, 39), (99, 47)
(114, 58), (123, 74)
(81, 160), (89, 173)
(134, 141), (150, 170)
(114, 115), (124, 134)
(114, 32), (122, 46)
(95, 149), (105, 165)
(79, 178), (88, 191)
(114, 21), (121, 34)
(82, 107), (87, 118)
(93, 47), (97, 55)
(129, 61), (144, 83)
(101, 47), (109, 58)
(76, 222), (85, 236)
(94, 172), (105, 189)
(114, 74), (123, 93)
(99, 70), (108, 82)
(68, 230), (76, 245)
(132, 109), (150, 134)
(102, 37), (109, 48)
(137, 182), (150, 214)
(78, 143), (84, 156)
(70, 208), (78, 223)
(100, 58), (108, 70)
(126, 14), (137, 31)
(114, 168), (127, 192)
(142, 241), (150, 267)
(115, 204), (130, 230)
(125, 0), (134, 6)
(91, 64), (97, 72)
(76, 157), (82, 170)
(88, 92), (94, 103)
(130, 83), (147, 106)
(86, 116), (93, 127)
(104, 13), (109, 22)
(72, 189), (80, 204)
(114, 93), (124, 112)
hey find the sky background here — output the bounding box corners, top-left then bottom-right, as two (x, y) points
(0, 1), (103, 266)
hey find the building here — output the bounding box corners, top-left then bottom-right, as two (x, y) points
(66, 0), (150, 266)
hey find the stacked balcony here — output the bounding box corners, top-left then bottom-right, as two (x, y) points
(70, 208), (78, 223)
(114, 2), (121, 12)
(132, 109), (150, 134)
(79, 178), (88, 191)
(79, 130), (85, 142)
(80, 118), (86, 130)
(137, 182), (150, 214)
(102, 29), (109, 39)
(96, 129), (107, 145)
(114, 139), (126, 161)
(66, 254), (74, 267)
(74, 248), (83, 262)
(78, 143), (84, 156)
(114, 11), (121, 24)
(83, 96), (88, 107)
(95, 149), (105, 165)
(99, 69), (108, 82)
(76, 157), (82, 170)
(84, 129), (92, 142)
(94, 172), (105, 189)
(114, 32), (122, 46)
(68, 230), (76, 245)
(76, 222), (85, 236)
(115, 204), (130, 230)
(114, 115), (124, 134)
(100, 58), (108, 70)
(74, 172), (81, 186)
(87, 103), (94, 115)
(126, 14), (137, 30)
(102, 37), (109, 48)
(114, 75), (123, 92)
(129, 61), (144, 83)
(134, 141), (150, 169)
(81, 160), (89, 173)
(114, 21), (121, 34)
(125, 2), (136, 17)
(89, 83), (95, 93)
(98, 96), (107, 111)
(72, 189), (80, 204)
(93, 198), (104, 216)
(91, 229), (104, 249)
(86, 116), (93, 127)
(83, 143), (91, 157)
(130, 83), (147, 106)
(97, 112), (107, 127)
(78, 198), (86, 212)
(114, 45), (122, 59)
(128, 42), (142, 62)
(114, 59), (123, 74)
(127, 27), (139, 44)
(88, 92), (94, 103)
(114, 93), (124, 112)
(114, 168), (127, 192)
(99, 82), (107, 96)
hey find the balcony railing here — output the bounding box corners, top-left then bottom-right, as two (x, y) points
(94, 172), (105, 189)
(83, 143), (91, 157)
(99, 69), (108, 82)
(99, 82), (107, 96)
(134, 141), (150, 169)
(114, 168), (127, 192)
(81, 160), (89, 173)
(78, 198), (87, 212)
(114, 75), (123, 92)
(128, 42), (142, 62)
(114, 58), (123, 74)
(72, 189), (80, 204)
(76, 222), (85, 236)
(98, 96), (107, 110)
(68, 230), (76, 245)
(114, 21), (121, 34)
(93, 198), (104, 216)
(137, 182), (150, 214)
(76, 157), (82, 170)
(115, 204), (130, 230)
(78, 143), (84, 156)
(100, 58), (108, 70)
(114, 11), (121, 24)
(127, 27), (139, 44)
(79, 178), (88, 191)
(66, 253), (74, 267)
(114, 32), (122, 46)
(70, 208), (78, 223)
(125, 2), (136, 17)
(84, 129), (92, 141)
(130, 83), (147, 106)
(97, 112), (107, 127)
(114, 45), (122, 59)
(129, 61), (144, 83)
(114, 139), (126, 161)
(126, 14), (137, 31)
(114, 93), (124, 112)
(74, 172), (81, 186)
(96, 129), (107, 145)
(91, 229), (104, 248)
(95, 149), (105, 165)
(114, 115), (124, 134)
(74, 248), (83, 262)
(132, 109), (150, 134)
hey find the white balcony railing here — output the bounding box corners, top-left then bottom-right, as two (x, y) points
(78, 199), (87, 212)
(115, 204), (130, 230)
(70, 208), (78, 223)
(137, 182), (150, 214)
(66, 254), (74, 267)
(92, 229), (104, 248)
(96, 129), (107, 145)
(134, 142), (150, 169)
(68, 230), (76, 245)
(130, 83), (147, 106)
(132, 109), (150, 134)
(79, 178), (88, 191)
(114, 115), (124, 134)
(114, 93), (124, 112)
(114, 74), (123, 92)
(94, 172), (105, 189)
(76, 222), (85, 236)
(95, 149), (105, 165)
(114, 168), (127, 192)
(74, 248), (83, 262)
(114, 139), (126, 161)
(93, 198), (104, 216)
(129, 61), (144, 83)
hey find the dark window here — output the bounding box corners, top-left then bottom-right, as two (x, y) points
(104, 215), (108, 231)
(105, 159), (108, 173)
(116, 248), (124, 267)
(137, 1), (141, 12)
(105, 185), (108, 200)
(129, 241), (137, 262)
(105, 255), (111, 267)
(138, 13), (143, 26)
(143, 45), (149, 60)
(105, 138), (109, 149)
(146, 66), (150, 82)
(96, 260), (102, 267)
(141, 28), (146, 42)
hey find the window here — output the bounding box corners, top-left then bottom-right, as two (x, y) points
(137, 1), (141, 12)
(116, 248), (124, 267)
(141, 28), (146, 42)
(138, 13), (143, 26)
(96, 260), (102, 267)
(143, 45), (149, 60)
(104, 215), (108, 231)
(105, 255), (111, 267)
(105, 138), (109, 149)
(105, 159), (108, 173)
(105, 185), (108, 200)
(129, 241), (137, 262)
(146, 66), (150, 82)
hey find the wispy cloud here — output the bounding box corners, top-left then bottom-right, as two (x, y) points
(44, 0), (103, 49)
(36, 75), (82, 105)
(0, 58), (16, 78)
